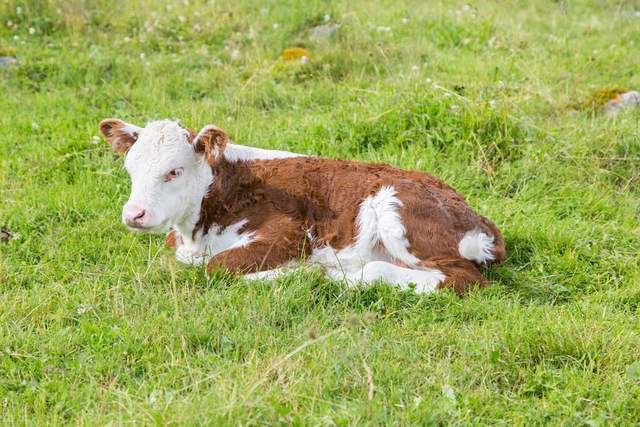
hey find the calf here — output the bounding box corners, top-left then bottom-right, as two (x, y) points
(100, 118), (505, 294)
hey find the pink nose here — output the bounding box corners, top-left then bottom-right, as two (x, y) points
(123, 205), (148, 228)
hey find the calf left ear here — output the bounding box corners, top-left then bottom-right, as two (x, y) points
(99, 118), (142, 154)
(193, 125), (228, 165)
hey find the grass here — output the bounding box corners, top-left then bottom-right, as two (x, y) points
(1, 0), (640, 424)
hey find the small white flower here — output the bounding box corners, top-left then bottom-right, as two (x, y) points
(6, 20), (12, 28)
(140, 52), (145, 60)
(13, 35), (19, 41)
(31, 122), (39, 129)
(230, 49), (241, 60)
(401, 17), (409, 24)
(123, 36), (131, 43)
(324, 14), (331, 22)
(497, 80), (505, 88)
(16, 6), (22, 14)
(462, 4), (471, 12)
(92, 136), (100, 144)
(183, 0), (189, 5)
(377, 26), (391, 33)
(29, 27), (35, 35)
(489, 100), (497, 108)
(178, 15), (186, 23)
(272, 23), (279, 29)
(76, 305), (91, 316)
(300, 55), (310, 64)
(411, 65), (419, 71)
(166, 4), (173, 11)
(444, 92), (452, 98)
(426, 78), (432, 83)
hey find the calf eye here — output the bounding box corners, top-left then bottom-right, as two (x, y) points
(164, 167), (184, 182)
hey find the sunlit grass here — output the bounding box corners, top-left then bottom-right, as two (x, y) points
(1, 0), (640, 424)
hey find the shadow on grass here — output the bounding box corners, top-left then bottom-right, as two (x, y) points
(487, 233), (574, 305)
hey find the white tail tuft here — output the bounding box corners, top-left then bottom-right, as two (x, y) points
(458, 229), (495, 264)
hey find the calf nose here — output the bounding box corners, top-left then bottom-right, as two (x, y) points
(123, 204), (148, 228)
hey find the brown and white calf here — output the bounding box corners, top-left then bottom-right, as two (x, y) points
(100, 118), (505, 294)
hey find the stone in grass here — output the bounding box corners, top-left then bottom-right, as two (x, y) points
(309, 23), (339, 41)
(627, 362), (640, 381)
(604, 91), (640, 115)
(0, 56), (17, 67)
(1, 226), (12, 243)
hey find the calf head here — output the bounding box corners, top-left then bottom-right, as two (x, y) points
(99, 119), (228, 233)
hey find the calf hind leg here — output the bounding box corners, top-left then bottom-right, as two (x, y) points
(351, 261), (445, 294)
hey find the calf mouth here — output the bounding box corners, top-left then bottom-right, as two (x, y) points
(125, 219), (171, 234)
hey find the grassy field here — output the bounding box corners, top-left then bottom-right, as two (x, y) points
(1, 0), (640, 424)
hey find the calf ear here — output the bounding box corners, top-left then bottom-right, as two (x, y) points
(99, 118), (141, 154)
(193, 125), (228, 165)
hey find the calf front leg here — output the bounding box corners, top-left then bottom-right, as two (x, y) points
(206, 217), (310, 275)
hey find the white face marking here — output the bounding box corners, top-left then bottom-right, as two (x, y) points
(122, 120), (212, 233)
(458, 229), (496, 264)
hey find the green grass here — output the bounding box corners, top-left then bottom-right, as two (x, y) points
(2, 0), (640, 424)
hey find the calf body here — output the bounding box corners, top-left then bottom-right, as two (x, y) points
(101, 119), (504, 294)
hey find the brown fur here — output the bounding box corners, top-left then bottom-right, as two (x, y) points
(192, 151), (504, 293)
(194, 126), (228, 165)
(99, 119), (138, 154)
(165, 230), (180, 249)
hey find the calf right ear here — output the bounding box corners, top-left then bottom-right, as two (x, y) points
(99, 118), (142, 155)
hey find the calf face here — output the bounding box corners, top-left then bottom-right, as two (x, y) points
(100, 119), (226, 233)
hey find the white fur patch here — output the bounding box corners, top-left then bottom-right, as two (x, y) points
(358, 261), (444, 293)
(243, 268), (290, 281)
(355, 186), (419, 266)
(223, 143), (304, 162)
(458, 229), (495, 264)
(174, 219), (255, 265)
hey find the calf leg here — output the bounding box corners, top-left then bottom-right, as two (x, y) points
(207, 238), (306, 274)
(348, 257), (486, 295)
(206, 215), (309, 275)
(346, 261), (445, 294)
(243, 267), (292, 281)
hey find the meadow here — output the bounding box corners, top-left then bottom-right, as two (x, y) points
(1, 0), (640, 424)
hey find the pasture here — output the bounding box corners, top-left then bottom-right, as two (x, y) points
(1, 0), (640, 424)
